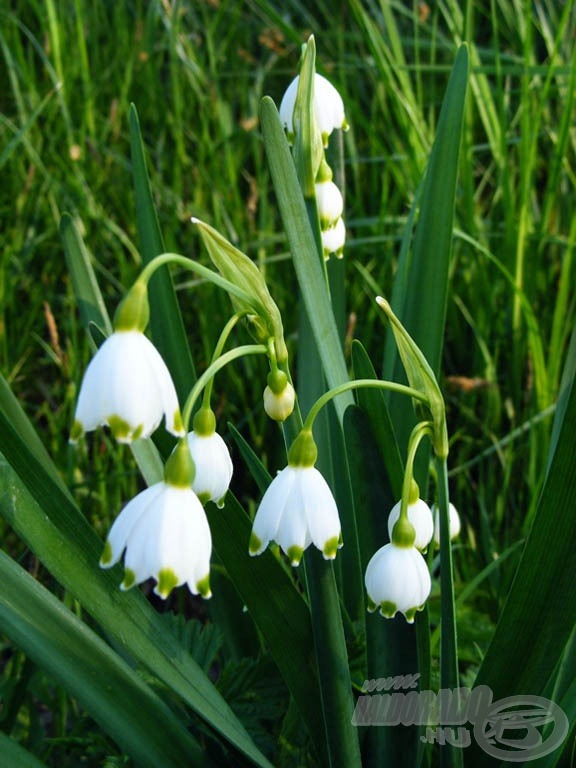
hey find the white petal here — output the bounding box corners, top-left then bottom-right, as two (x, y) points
(74, 331), (181, 442)
(315, 181), (344, 228)
(139, 337), (184, 437)
(103, 483), (165, 567)
(74, 334), (126, 431)
(188, 431), (233, 506)
(279, 73), (346, 143)
(300, 467), (340, 553)
(275, 472), (310, 562)
(365, 544), (431, 617)
(251, 467), (296, 553)
(433, 503), (461, 546)
(388, 499), (434, 551)
(321, 217), (346, 258)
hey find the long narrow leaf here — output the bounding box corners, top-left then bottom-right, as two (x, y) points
(0, 549), (206, 768)
(0, 377), (271, 768)
(467, 356), (576, 765)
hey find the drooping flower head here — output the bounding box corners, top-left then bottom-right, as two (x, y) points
(279, 73), (348, 147)
(70, 281), (184, 444)
(187, 407), (233, 508)
(321, 217), (346, 259)
(432, 502), (461, 547)
(263, 369), (296, 422)
(100, 439), (211, 599)
(249, 429), (342, 566)
(365, 542), (431, 623)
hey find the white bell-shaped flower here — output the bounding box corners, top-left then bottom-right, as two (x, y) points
(279, 73), (348, 146)
(187, 430), (233, 508)
(387, 498), (434, 552)
(315, 180), (344, 229)
(249, 465), (342, 566)
(249, 429), (342, 566)
(263, 369), (296, 422)
(321, 217), (346, 259)
(186, 407), (233, 508)
(365, 543), (431, 623)
(100, 481), (212, 599)
(71, 330), (184, 444)
(263, 381), (296, 422)
(432, 502), (461, 547)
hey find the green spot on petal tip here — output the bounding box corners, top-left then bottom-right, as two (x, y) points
(197, 574), (211, 599)
(121, 568), (136, 590)
(99, 540), (113, 567)
(249, 531), (262, 556)
(287, 544), (303, 567)
(322, 535), (340, 560)
(379, 600), (397, 619)
(156, 568), (179, 598)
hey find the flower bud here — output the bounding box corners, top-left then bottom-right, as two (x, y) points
(432, 502), (461, 547)
(263, 370), (296, 422)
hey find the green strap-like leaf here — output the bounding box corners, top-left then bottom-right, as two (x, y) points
(0, 376), (271, 768)
(0, 733), (46, 768)
(129, 103), (196, 404)
(60, 213), (113, 340)
(471, 362), (576, 703)
(0, 549), (207, 768)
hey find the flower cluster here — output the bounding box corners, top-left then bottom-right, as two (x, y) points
(365, 498), (433, 623)
(280, 70), (348, 259)
(71, 284), (234, 600)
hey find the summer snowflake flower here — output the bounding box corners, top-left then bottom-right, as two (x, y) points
(315, 180), (344, 229)
(279, 73), (348, 146)
(321, 217), (346, 259)
(263, 379), (296, 422)
(432, 502), (461, 546)
(71, 330), (184, 443)
(387, 498), (434, 552)
(187, 430), (233, 508)
(365, 543), (431, 623)
(100, 481), (212, 599)
(249, 465), (342, 566)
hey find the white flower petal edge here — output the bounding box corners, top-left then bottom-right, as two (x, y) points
(249, 466), (342, 566)
(100, 482), (212, 599)
(187, 431), (233, 507)
(387, 499), (434, 552)
(365, 543), (431, 623)
(72, 331), (184, 443)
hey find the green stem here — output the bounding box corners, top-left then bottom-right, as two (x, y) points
(181, 344), (267, 431)
(435, 455), (462, 768)
(202, 312), (248, 409)
(138, 252), (256, 307)
(399, 421), (433, 521)
(303, 378), (430, 432)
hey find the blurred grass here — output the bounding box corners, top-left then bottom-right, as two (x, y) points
(1, 0), (575, 762)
